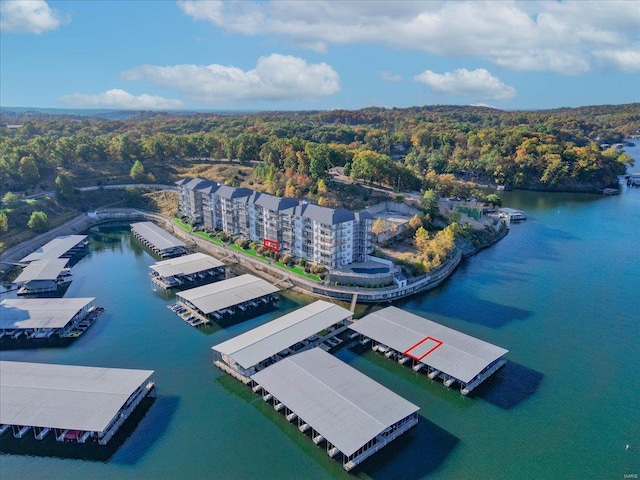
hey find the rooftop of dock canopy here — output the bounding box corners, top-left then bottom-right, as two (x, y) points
(0, 298), (95, 330)
(20, 235), (87, 263)
(212, 300), (352, 369)
(0, 361), (154, 432)
(150, 252), (224, 277)
(177, 274), (279, 314)
(251, 348), (419, 457)
(130, 221), (186, 251)
(349, 306), (508, 384)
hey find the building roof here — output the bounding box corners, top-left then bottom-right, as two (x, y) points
(212, 301), (352, 369)
(0, 298), (95, 330)
(130, 222), (186, 251)
(283, 202), (356, 225)
(20, 235), (87, 263)
(150, 252), (224, 278)
(13, 258), (69, 284)
(215, 185), (253, 200)
(0, 361), (153, 432)
(251, 348), (419, 456)
(349, 307), (508, 384)
(254, 193), (300, 212)
(197, 183), (221, 195)
(177, 274), (279, 314)
(182, 178), (215, 191)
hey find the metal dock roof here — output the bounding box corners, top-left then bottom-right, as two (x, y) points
(212, 301), (352, 369)
(251, 348), (419, 457)
(13, 258), (69, 284)
(150, 252), (223, 277)
(130, 222), (186, 251)
(177, 274), (279, 314)
(20, 235), (87, 263)
(0, 361), (153, 432)
(349, 307), (508, 384)
(1, 298), (95, 330)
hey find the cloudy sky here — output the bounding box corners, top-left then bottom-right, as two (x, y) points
(1, 0), (639, 111)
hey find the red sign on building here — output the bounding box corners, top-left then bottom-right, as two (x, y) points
(263, 239), (279, 252)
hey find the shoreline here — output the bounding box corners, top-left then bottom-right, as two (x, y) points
(1, 208), (504, 303)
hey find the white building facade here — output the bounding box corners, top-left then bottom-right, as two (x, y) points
(176, 177), (373, 269)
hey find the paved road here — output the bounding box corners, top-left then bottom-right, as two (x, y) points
(26, 183), (178, 199)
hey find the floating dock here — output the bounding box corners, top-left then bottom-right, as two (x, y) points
(20, 235), (88, 263)
(349, 306), (508, 395)
(150, 252), (225, 289)
(130, 221), (187, 259)
(172, 274), (279, 327)
(0, 361), (154, 446)
(251, 348), (419, 471)
(0, 298), (102, 341)
(212, 300), (353, 381)
(498, 207), (527, 222)
(12, 258), (72, 296)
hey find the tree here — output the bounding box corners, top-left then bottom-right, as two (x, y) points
(372, 218), (386, 237)
(55, 174), (74, 200)
(19, 156), (40, 186)
(2, 191), (20, 206)
(27, 211), (49, 233)
(0, 211), (8, 233)
(305, 143), (333, 180)
(485, 193), (502, 207)
(408, 214), (423, 231)
(414, 226), (430, 253)
(421, 189), (439, 217)
(130, 160), (146, 182)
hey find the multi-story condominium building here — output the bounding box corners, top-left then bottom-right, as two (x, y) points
(176, 178), (373, 269)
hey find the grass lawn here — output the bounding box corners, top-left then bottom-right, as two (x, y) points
(173, 217), (192, 232)
(274, 262), (321, 282)
(193, 231), (224, 245)
(228, 244), (269, 262)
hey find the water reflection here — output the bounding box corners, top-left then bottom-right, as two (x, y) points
(472, 361), (544, 410)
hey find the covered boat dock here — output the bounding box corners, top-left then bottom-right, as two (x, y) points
(0, 297), (102, 341)
(130, 221), (187, 258)
(0, 361), (154, 445)
(20, 235), (88, 263)
(251, 348), (419, 471)
(13, 258), (72, 296)
(150, 252), (225, 289)
(172, 274), (279, 327)
(212, 300), (353, 382)
(498, 207), (527, 222)
(349, 306), (508, 395)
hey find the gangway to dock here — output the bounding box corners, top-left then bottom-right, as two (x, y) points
(349, 292), (358, 312)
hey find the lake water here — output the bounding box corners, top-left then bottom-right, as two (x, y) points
(1, 150), (639, 479)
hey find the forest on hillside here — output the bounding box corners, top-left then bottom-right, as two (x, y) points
(1, 103), (637, 199)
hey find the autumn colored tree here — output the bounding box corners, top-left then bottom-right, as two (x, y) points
(372, 218), (386, 238)
(408, 214), (423, 231)
(0, 211), (8, 233)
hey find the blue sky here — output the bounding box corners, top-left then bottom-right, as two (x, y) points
(1, 0), (639, 111)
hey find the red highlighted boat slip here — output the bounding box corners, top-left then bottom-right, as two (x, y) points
(403, 336), (443, 361)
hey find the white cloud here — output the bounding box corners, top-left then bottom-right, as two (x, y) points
(592, 46), (640, 73)
(0, 0), (66, 34)
(178, 1), (640, 74)
(58, 89), (184, 110)
(380, 71), (403, 82)
(122, 54), (340, 103)
(414, 68), (516, 101)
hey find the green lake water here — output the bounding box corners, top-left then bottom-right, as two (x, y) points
(1, 163), (639, 479)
